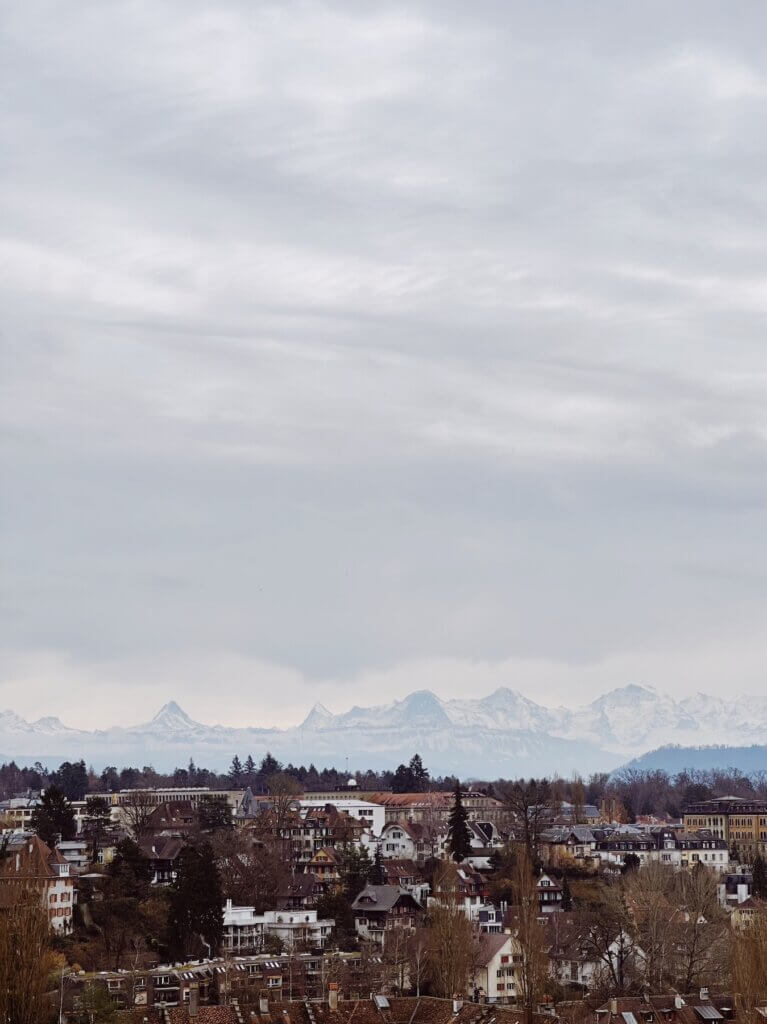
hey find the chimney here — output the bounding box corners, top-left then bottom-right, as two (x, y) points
(260, 997), (270, 1014)
(675, 997), (685, 1010)
(189, 983), (199, 1018)
(329, 983), (339, 1011)
(700, 989), (709, 1002)
(610, 999), (619, 1016)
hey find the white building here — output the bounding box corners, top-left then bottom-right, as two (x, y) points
(299, 799), (385, 837)
(222, 900), (334, 954)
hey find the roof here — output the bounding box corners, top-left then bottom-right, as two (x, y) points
(473, 930), (511, 966)
(352, 884), (423, 913)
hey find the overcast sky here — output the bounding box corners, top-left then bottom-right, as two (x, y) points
(2, 2), (767, 730)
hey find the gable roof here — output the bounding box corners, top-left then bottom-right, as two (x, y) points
(351, 884), (423, 913)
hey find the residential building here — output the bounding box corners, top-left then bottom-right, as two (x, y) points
(351, 884), (423, 948)
(222, 900), (334, 953)
(469, 932), (522, 1003)
(0, 833), (75, 933)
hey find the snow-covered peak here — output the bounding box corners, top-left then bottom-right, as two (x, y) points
(145, 701), (199, 733)
(301, 702), (334, 730)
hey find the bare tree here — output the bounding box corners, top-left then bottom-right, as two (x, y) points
(671, 865), (731, 991)
(498, 779), (553, 866)
(733, 915), (767, 1024)
(120, 790), (156, 838)
(580, 881), (641, 995)
(427, 901), (476, 998)
(624, 861), (674, 989)
(408, 928), (429, 997)
(267, 772), (302, 831)
(0, 885), (57, 1024)
(511, 846), (549, 1024)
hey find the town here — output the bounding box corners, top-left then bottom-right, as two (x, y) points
(1, 753), (766, 1023)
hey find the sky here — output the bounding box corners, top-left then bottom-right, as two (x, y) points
(2, 2), (767, 731)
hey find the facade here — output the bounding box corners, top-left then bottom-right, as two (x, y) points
(0, 833), (75, 933)
(222, 900), (334, 953)
(351, 884), (423, 948)
(469, 932), (522, 1003)
(300, 798), (385, 836)
(684, 796), (767, 859)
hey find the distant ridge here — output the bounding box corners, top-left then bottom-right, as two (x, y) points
(1, 684), (765, 775)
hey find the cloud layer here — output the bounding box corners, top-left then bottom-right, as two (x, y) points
(2, 2), (767, 729)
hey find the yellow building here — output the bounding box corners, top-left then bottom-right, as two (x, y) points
(683, 796), (767, 860)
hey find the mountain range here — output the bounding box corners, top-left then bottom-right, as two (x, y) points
(1, 684), (766, 776)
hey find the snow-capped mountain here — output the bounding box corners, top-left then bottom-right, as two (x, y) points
(0, 684), (764, 775)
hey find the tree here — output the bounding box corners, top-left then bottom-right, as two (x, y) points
(752, 853), (767, 900)
(392, 763), (413, 794)
(427, 900), (476, 997)
(625, 862), (674, 990)
(168, 842), (224, 959)
(512, 846), (550, 1024)
(198, 795), (233, 833)
(0, 887), (58, 1024)
(408, 929), (429, 997)
(228, 755), (244, 786)
(621, 852), (641, 874)
(52, 759), (89, 800)
(409, 754), (430, 792)
(267, 772), (302, 830)
(30, 785), (76, 846)
(121, 790), (155, 839)
(83, 795), (114, 863)
(212, 831), (289, 911)
(671, 865), (730, 992)
(339, 843), (372, 899)
(580, 882), (640, 995)
(447, 782), (472, 862)
(733, 915), (767, 1023)
(498, 778), (553, 867)
(561, 875), (572, 912)
(78, 983), (118, 1023)
(370, 845), (386, 885)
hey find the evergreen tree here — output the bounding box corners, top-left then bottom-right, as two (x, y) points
(447, 782), (472, 862)
(83, 795), (114, 862)
(198, 795), (233, 833)
(228, 755), (243, 785)
(370, 845), (386, 885)
(408, 754), (430, 792)
(621, 852), (641, 874)
(244, 755), (256, 781)
(339, 844), (372, 899)
(168, 842), (224, 959)
(561, 875), (572, 912)
(51, 759), (89, 800)
(29, 785), (76, 847)
(752, 852), (767, 900)
(392, 763), (413, 793)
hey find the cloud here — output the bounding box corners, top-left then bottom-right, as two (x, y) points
(2, 1), (767, 725)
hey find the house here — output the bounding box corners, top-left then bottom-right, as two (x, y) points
(537, 872), (563, 913)
(138, 836), (185, 884)
(379, 821), (443, 862)
(56, 838), (90, 874)
(0, 833), (75, 933)
(299, 799), (385, 836)
(684, 795), (767, 859)
(306, 846), (343, 888)
(146, 801), (198, 837)
(383, 858), (431, 904)
(277, 872), (323, 910)
(351, 884), (424, 948)
(222, 900), (334, 953)
(469, 932), (522, 1003)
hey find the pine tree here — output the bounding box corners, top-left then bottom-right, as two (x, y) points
(168, 842), (224, 960)
(561, 875), (572, 912)
(447, 782), (472, 862)
(408, 754), (430, 792)
(228, 755), (243, 785)
(370, 845), (386, 885)
(752, 853), (767, 900)
(244, 755), (256, 781)
(29, 786), (76, 847)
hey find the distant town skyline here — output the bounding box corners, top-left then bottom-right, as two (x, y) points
(3, 3), (767, 730)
